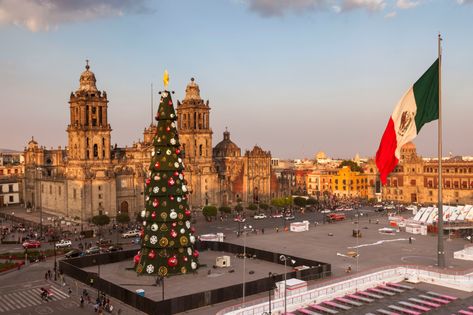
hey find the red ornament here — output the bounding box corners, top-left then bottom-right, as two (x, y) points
(145, 178), (151, 186)
(175, 149), (180, 154)
(168, 178), (175, 186)
(185, 209), (191, 217)
(193, 250), (199, 258)
(155, 114), (159, 120)
(140, 229), (144, 238)
(166, 126), (171, 132)
(152, 199), (159, 208)
(168, 100), (173, 106)
(167, 256), (178, 267)
(148, 250), (156, 259)
(169, 195), (175, 201)
(151, 211), (156, 219)
(170, 229), (177, 238)
(190, 227), (195, 233)
(173, 171), (179, 177)
(183, 256), (188, 262)
(171, 222), (177, 227)
(154, 161), (160, 169)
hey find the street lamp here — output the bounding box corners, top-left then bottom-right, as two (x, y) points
(279, 255), (295, 315)
(266, 272), (277, 315)
(241, 224), (252, 307)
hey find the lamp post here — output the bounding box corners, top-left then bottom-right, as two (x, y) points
(36, 167), (43, 239)
(267, 272), (277, 315)
(241, 224), (252, 307)
(280, 255), (295, 315)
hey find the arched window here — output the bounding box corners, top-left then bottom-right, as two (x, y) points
(85, 106), (89, 125)
(194, 112), (197, 129)
(199, 144), (203, 156)
(93, 144), (98, 158)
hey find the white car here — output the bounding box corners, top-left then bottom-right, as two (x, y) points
(406, 205), (418, 212)
(122, 230), (140, 238)
(55, 240), (72, 248)
(253, 214), (267, 220)
(321, 209), (331, 214)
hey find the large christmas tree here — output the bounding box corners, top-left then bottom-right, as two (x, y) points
(136, 72), (199, 277)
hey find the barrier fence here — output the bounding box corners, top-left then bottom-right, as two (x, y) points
(59, 241), (331, 315)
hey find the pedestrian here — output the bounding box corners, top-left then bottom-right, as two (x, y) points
(409, 237), (412, 244)
(45, 272), (48, 280)
(68, 287), (72, 295)
(262, 228), (264, 234)
(276, 227), (279, 233)
(369, 219), (371, 224)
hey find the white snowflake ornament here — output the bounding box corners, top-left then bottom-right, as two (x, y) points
(146, 264), (155, 274)
(150, 235), (158, 244)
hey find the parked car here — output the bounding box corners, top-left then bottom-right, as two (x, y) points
(122, 230), (140, 238)
(321, 209), (331, 214)
(96, 238), (113, 246)
(284, 215), (296, 221)
(55, 240), (72, 248)
(253, 214), (267, 220)
(271, 213), (283, 218)
(22, 240), (41, 249)
(85, 246), (101, 255)
(108, 245), (123, 252)
(64, 249), (83, 258)
(327, 213), (346, 221)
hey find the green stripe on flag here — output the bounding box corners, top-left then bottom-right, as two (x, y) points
(413, 58), (439, 133)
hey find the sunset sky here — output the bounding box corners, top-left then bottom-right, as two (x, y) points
(1, 0), (472, 159)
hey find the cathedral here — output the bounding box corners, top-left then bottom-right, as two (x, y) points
(23, 63), (275, 220)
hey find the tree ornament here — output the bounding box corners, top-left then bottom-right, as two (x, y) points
(169, 210), (177, 219)
(174, 171), (179, 177)
(168, 178), (175, 186)
(148, 250), (156, 259)
(146, 264), (155, 274)
(168, 100), (173, 106)
(153, 186), (160, 194)
(191, 261), (197, 270)
(183, 256), (188, 262)
(154, 161), (160, 169)
(141, 210), (146, 218)
(169, 195), (175, 201)
(151, 223), (158, 231)
(170, 229), (177, 238)
(175, 148), (180, 154)
(185, 221), (191, 229)
(185, 210), (191, 217)
(145, 178), (151, 186)
(151, 211), (157, 219)
(171, 222), (177, 227)
(166, 149), (172, 155)
(166, 126), (171, 132)
(170, 138), (176, 145)
(190, 235), (195, 244)
(152, 199), (159, 208)
(193, 250), (199, 258)
(167, 256), (178, 267)
(150, 235), (158, 244)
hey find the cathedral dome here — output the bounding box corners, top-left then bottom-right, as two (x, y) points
(213, 130), (241, 157)
(78, 60), (98, 92)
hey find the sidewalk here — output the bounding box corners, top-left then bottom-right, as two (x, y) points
(60, 274), (147, 315)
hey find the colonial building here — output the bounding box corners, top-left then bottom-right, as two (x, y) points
(365, 142), (473, 205)
(22, 63), (275, 220)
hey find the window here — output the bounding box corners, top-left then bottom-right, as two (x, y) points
(93, 144), (98, 158)
(58, 186), (61, 196)
(410, 179), (416, 186)
(73, 188), (77, 200)
(8, 184), (13, 193)
(49, 185), (52, 194)
(41, 184), (44, 193)
(0, 170), (3, 175)
(9, 196), (13, 202)
(98, 194), (103, 199)
(98, 185), (102, 191)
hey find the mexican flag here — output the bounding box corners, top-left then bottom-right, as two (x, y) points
(376, 59), (439, 184)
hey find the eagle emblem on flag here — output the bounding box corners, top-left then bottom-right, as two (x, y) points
(398, 111), (414, 136)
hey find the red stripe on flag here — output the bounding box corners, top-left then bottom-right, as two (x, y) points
(376, 118), (399, 185)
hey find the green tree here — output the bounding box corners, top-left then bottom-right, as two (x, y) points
(271, 197), (292, 208)
(293, 197), (307, 207)
(234, 204), (243, 213)
(247, 203), (258, 211)
(116, 213), (130, 224)
(339, 160), (364, 173)
(136, 87), (198, 277)
(91, 214), (110, 226)
(259, 203), (269, 210)
(218, 206), (231, 214)
(202, 206), (218, 218)
(306, 198), (317, 205)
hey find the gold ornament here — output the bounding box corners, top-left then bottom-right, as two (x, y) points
(159, 237), (169, 247)
(160, 212), (167, 219)
(178, 213), (183, 220)
(180, 236), (188, 246)
(136, 264), (143, 273)
(160, 223), (168, 231)
(169, 240), (175, 246)
(181, 267), (187, 274)
(159, 266), (168, 276)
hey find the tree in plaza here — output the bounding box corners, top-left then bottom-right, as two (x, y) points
(234, 203), (243, 213)
(91, 214), (110, 227)
(136, 72), (198, 277)
(293, 197), (307, 207)
(339, 160), (364, 173)
(202, 206), (218, 220)
(218, 206), (231, 215)
(259, 203), (269, 211)
(116, 213), (130, 225)
(247, 203), (258, 211)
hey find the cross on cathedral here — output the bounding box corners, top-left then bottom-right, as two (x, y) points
(85, 59), (90, 70)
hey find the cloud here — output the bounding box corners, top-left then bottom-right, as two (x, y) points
(457, 0), (473, 4)
(245, 0), (331, 17)
(396, 0), (419, 9)
(385, 11), (397, 17)
(244, 0), (387, 16)
(339, 0), (386, 12)
(0, 0), (150, 32)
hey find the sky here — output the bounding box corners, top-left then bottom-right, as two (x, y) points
(0, 0), (472, 160)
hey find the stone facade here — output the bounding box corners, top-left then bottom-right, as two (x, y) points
(365, 142), (473, 205)
(23, 64), (275, 220)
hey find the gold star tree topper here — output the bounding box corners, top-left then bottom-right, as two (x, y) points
(163, 70), (169, 89)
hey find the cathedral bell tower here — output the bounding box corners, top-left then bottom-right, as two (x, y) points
(67, 61), (112, 164)
(176, 78), (217, 207)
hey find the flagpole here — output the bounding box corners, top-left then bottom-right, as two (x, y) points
(437, 33), (445, 268)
